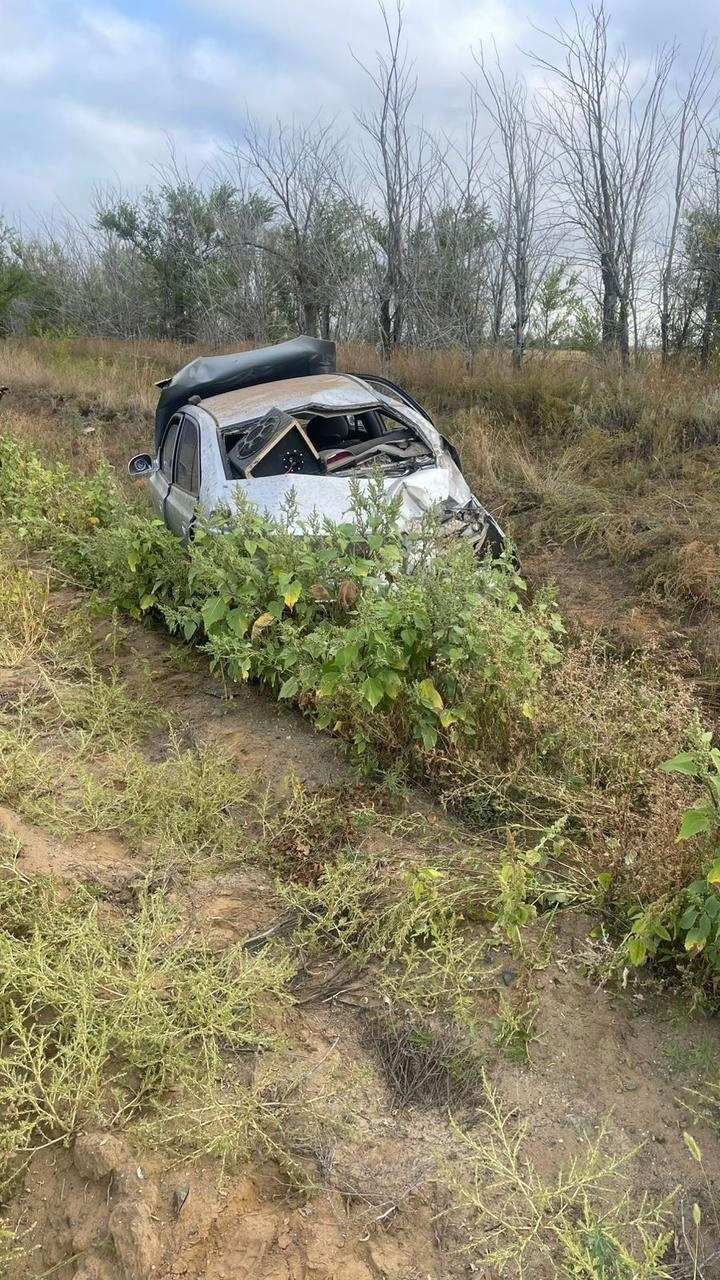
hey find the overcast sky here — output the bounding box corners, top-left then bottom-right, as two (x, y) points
(2, 0), (717, 229)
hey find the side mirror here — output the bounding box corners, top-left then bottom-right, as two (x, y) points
(128, 453), (156, 478)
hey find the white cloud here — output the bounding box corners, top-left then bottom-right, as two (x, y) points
(0, 0), (715, 227)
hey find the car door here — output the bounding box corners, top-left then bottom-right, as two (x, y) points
(165, 414), (200, 539)
(150, 414), (182, 518)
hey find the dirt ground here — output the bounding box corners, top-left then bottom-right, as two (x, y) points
(3, 594), (720, 1280)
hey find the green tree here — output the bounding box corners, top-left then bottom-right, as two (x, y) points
(0, 222), (27, 335)
(96, 181), (243, 342)
(410, 198), (495, 358)
(532, 262), (582, 349)
(684, 204), (720, 363)
(265, 194), (368, 338)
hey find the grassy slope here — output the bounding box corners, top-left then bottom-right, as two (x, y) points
(1, 336), (720, 1275)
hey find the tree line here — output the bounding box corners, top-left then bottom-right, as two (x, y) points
(3, 1), (720, 366)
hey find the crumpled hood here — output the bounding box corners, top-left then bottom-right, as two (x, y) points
(210, 452), (475, 531)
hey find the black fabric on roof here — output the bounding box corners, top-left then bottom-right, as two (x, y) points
(153, 336), (336, 450)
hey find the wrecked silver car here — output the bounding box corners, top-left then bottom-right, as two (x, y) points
(128, 337), (506, 556)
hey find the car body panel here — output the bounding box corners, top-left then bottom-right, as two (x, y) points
(192, 452), (474, 532)
(200, 373), (388, 427)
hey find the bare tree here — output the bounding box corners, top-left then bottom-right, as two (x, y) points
(404, 94), (495, 360)
(535, 2), (674, 361)
(658, 42), (716, 361)
(488, 184), (512, 345)
(234, 116), (353, 338)
(474, 49), (554, 367)
(353, 0), (425, 355)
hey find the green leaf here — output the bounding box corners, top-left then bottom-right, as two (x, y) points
(697, 911), (712, 939)
(417, 678), (443, 712)
(381, 670), (404, 700)
(283, 582), (302, 609)
(678, 906), (698, 930)
(661, 753), (702, 777)
(707, 859), (720, 885)
(704, 895), (720, 920)
(225, 607), (249, 637)
(334, 643), (359, 671)
(420, 722), (438, 751)
(279, 676), (300, 700)
(627, 937), (647, 966)
(317, 674), (339, 699)
(688, 877), (710, 896)
(678, 806), (713, 841)
(202, 596), (229, 631)
(361, 677), (384, 709)
(139, 593), (156, 611)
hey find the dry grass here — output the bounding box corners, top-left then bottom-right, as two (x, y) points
(361, 1007), (484, 1110)
(447, 1071), (676, 1278)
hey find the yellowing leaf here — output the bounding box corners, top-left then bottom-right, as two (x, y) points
(251, 611), (275, 641)
(283, 583), (302, 609)
(417, 678), (443, 711)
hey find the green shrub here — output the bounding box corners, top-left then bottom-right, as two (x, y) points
(162, 485), (563, 775)
(0, 857), (293, 1185)
(0, 432), (709, 963)
(623, 725), (720, 981)
(0, 435), (120, 577)
(0, 438), (563, 781)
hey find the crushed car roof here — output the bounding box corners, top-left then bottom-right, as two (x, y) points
(199, 373), (382, 428)
(154, 336), (336, 449)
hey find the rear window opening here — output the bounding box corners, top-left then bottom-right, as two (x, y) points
(222, 410), (434, 479)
